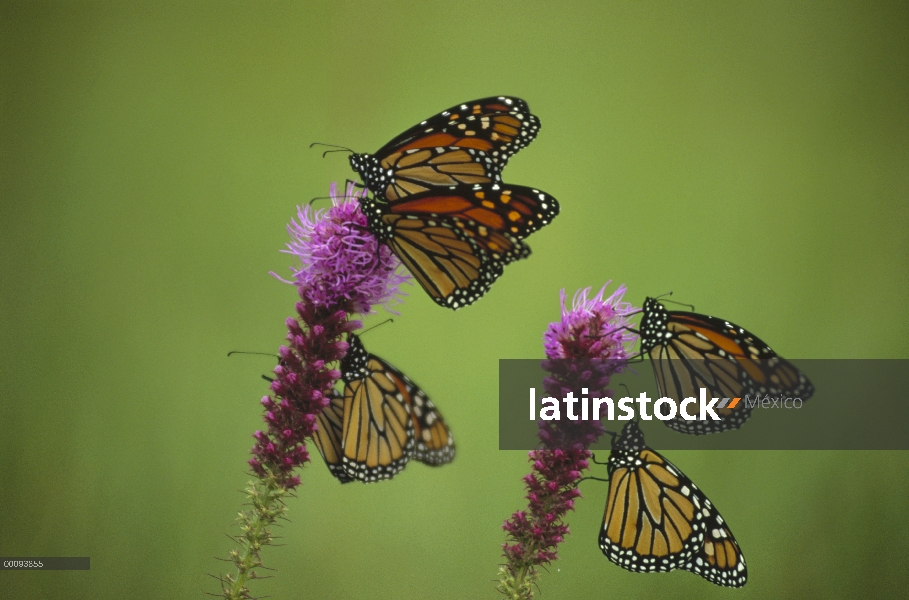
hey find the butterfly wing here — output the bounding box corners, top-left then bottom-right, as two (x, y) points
(682, 500), (748, 587)
(340, 353), (416, 483)
(359, 182), (557, 309)
(376, 96), (539, 158)
(381, 213), (526, 310)
(386, 183), (559, 240)
(350, 97), (541, 201)
(648, 338), (756, 435)
(600, 423), (708, 572)
(641, 298), (814, 435)
(600, 421), (747, 587)
(355, 147), (500, 202)
(336, 335), (415, 483)
(408, 385), (455, 466)
(311, 391), (355, 484)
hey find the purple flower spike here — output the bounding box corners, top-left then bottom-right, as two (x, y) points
(223, 183), (414, 599)
(250, 183), (411, 490)
(498, 282), (639, 599)
(544, 282), (637, 362)
(279, 182), (410, 314)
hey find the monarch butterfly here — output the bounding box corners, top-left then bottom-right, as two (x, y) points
(311, 334), (455, 483)
(359, 182), (558, 309)
(599, 420), (747, 587)
(349, 96), (540, 202)
(346, 97), (559, 309)
(639, 297), (814, 435)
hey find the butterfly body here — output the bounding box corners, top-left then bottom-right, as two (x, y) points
(347, 97), (558, 309)
(600, 421), (747, 587)
(639, 297), (814, 435)
(311, 334), (455, 483)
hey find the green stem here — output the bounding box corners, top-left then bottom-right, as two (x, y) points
(496, 560), (536, 600)
(221, 471), (289, 599)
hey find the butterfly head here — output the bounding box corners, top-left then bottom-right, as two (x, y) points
(349, 153), (387, 195)
(639, 297), (670, 352)
(611, 420), (646, 456)
(340, 333), (370, 381)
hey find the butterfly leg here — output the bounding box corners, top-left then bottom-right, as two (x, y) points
(578, 475), (610, 484)
(590, 452), (610, 465)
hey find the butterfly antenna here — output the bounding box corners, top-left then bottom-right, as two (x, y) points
(227, 351), (283, 384)
(660, 297), (696, 311)
(359, 318), (394, 337)
(310, 142), (355, 155)
(320, 148), (354, 158)
(227, 351), (279, 359)
(652, 292), (696, 312)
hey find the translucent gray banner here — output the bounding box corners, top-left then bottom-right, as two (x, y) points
(499, 359), (909, 450)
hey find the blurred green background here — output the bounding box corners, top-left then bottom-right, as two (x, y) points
(2, 1), (907, 598)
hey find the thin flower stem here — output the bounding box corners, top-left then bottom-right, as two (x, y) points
(222, 472), (289, 600)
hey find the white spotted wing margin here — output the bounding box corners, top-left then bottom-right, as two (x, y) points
(382, 213), (529, 310)
(683, 498), (748, 587)
(406, 381), (456, 467)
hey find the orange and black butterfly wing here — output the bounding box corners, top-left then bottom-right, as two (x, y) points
(667, 310), (814, 399)
(311, 391), (355, 484)
(407, 385), (455, 466)
(682, 501), (748, 587)
(647, 337), (756, 435)
(375, 96), (539, 158)
(386, 183), (559, 240)
(339, 336), (415, 483)
(599, 421), (708, 571)
(640, 297), (814, 435)
(354, 146), (500, 202)
(350, 97), (541, 201)
(357, 182), (557, 309)
(600, 421), (747, 587)
(380, 213), (528, 310)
